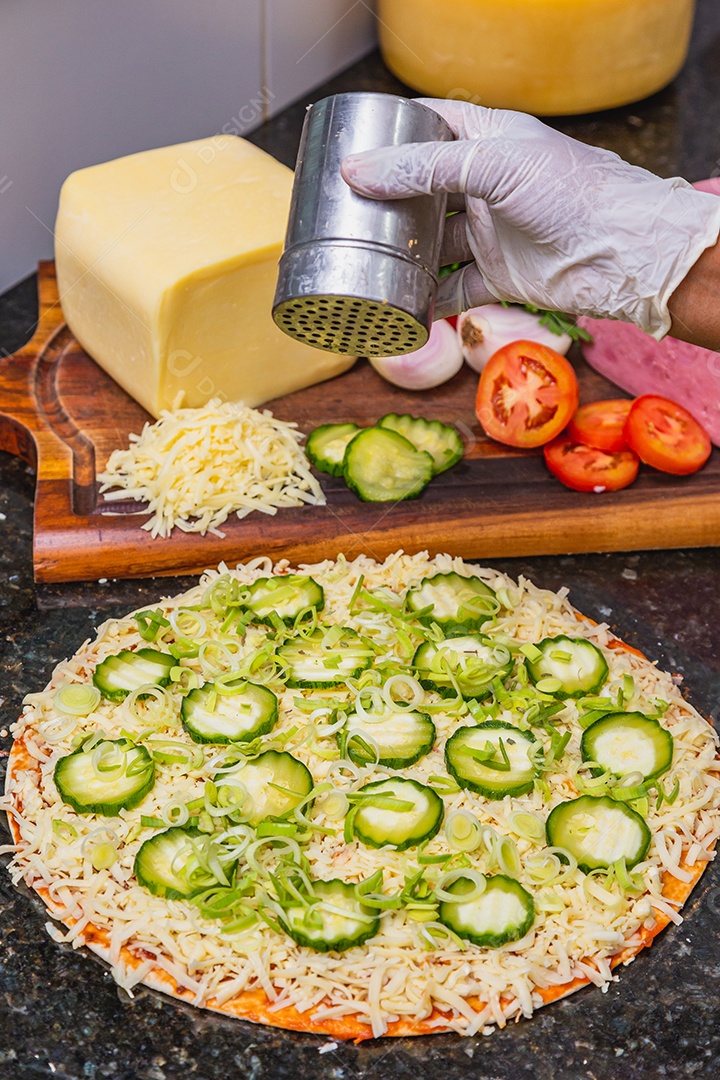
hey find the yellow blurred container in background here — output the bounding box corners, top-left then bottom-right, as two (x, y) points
(378, 0), (695, 115)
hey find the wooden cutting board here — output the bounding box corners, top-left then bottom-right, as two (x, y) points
(2, 262), (719, 583)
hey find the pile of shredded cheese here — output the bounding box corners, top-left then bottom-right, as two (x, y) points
(3, 552), (719, 1038)
(97, 401), (325, 538)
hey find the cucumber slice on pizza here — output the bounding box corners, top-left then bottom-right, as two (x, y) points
(525, 635), (609, 698)
(438, 874), (535, 948)
(54, 738), (155, 815)
(93, 648), (174, 702)
(213, 750), (313, 827)
(444, 721), (537, 799)
(277, 879), (380, 952)
(350, 778), (444, 850)
(243, 574), (324, 624)
(339, 709), (436, 769)
(580, 712), (674, 782)
(181, 679), (278, 744)
(278, 627), (371, 687)
(412, 634), (512, 699)
(406, 572), (498, 633)
(546, 795), (651, 873)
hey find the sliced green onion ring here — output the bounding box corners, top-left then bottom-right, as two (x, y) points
(444, 810), (482, 853)
(381, 674), (424, 711)
(161, 801), (190, 827)
(418, 921), (468, 952)
(495, 585), (520, 610)
(168, 608), (207, 639)
(535, 676), (563, 694)
(146, 739), (204, 769)
(244, 836), (302, 877)
(91, 742), (126, 777)
(427, 774), (461, 795)
(53, 684), (102, 717)
(311, 711), (347, 738)
(344, 730), (380, 766)
(257, 821), (300, 839)
(507, 811), (546, 843)
(524, 852), (562, 885)
(213, 670), (251, 697)
(40, 713), (81, 744)
(199, 640), (242, 679)
(90, 841), (118, 871)
(123, 684), (177, 729)
(352, 686), (385, 722)
(433, 868), (487, 904)
(613, 857), (644, 893)
(214, 824), (255, 859)
(519, 642), (543, 664)
(52, 819), (78, 842)
(326, 760), (362, 787)
(544, 846), (579, 882)
(535, 890), (565, 914)
(316, 791), (349, 820)
(493, 835), (521, 878)
(81, 826), (119, 860)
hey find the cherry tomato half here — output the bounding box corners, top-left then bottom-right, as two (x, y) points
(624, 395), (712, 476)
(544, 434), (640, 493)
(476, 341), (579, 448)
(567, 399), (632, 453)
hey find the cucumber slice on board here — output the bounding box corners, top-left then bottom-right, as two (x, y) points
(581, 712), (674, 783)
(278, 878), (379, 952)
(406, 572), (498, 634)
(546, 794), (651, 873)
(305, 423), (361, 476)
(526, 635), (609, 699)
(244, 575), (324, 624)
(54, 738), (155, 815)
(135, 827), (236, 900)
(444, 721), (537, 799)
(213, 750), (313, 827)
(339, 709), (436, 769)
(351, 778), (444, 850)
(438, 874), (535, 948)
(412, 635), (512, 700)
(377, 413), (463, 475)
(343, 427), (434, 502)
(93, 648), (174, 702)
(278, 627), (371, 688)
(181, 680), (278, 744)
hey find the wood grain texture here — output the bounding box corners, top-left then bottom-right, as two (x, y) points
(1, 263), (719, 583)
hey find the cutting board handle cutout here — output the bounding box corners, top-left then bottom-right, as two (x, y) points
(0, 262), (95, 513)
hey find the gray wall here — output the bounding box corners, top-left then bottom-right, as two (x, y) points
(0, 0), (378, 292)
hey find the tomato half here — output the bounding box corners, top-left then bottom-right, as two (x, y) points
(544, 434), (639, 493)
(624, 395), (712, 475)
(476, 341), (579, 448)
(567, 399), (632, 453)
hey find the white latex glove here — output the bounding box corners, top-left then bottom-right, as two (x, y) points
(340, 99), (720, 339)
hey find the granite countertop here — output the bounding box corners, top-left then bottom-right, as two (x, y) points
(2, 5), (720, 1078)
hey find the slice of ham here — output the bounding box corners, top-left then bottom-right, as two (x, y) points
(579, 178), (720, 446)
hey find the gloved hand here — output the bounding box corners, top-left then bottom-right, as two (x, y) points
(340, 99), (720, 339)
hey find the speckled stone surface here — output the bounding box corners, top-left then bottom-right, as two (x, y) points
(2, 5), (720, 1077)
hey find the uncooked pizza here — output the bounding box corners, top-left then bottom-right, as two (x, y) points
(3, 552), (719, 1039)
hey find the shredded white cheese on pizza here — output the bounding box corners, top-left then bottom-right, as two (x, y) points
(3, 551), (719, 1039)
(97, 401), (325, 538)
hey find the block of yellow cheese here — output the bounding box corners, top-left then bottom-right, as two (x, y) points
(55, 137), (354, 417)
(378, 0), (694, 115)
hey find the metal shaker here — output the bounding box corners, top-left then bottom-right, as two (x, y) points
(272, 92), (454, 357)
